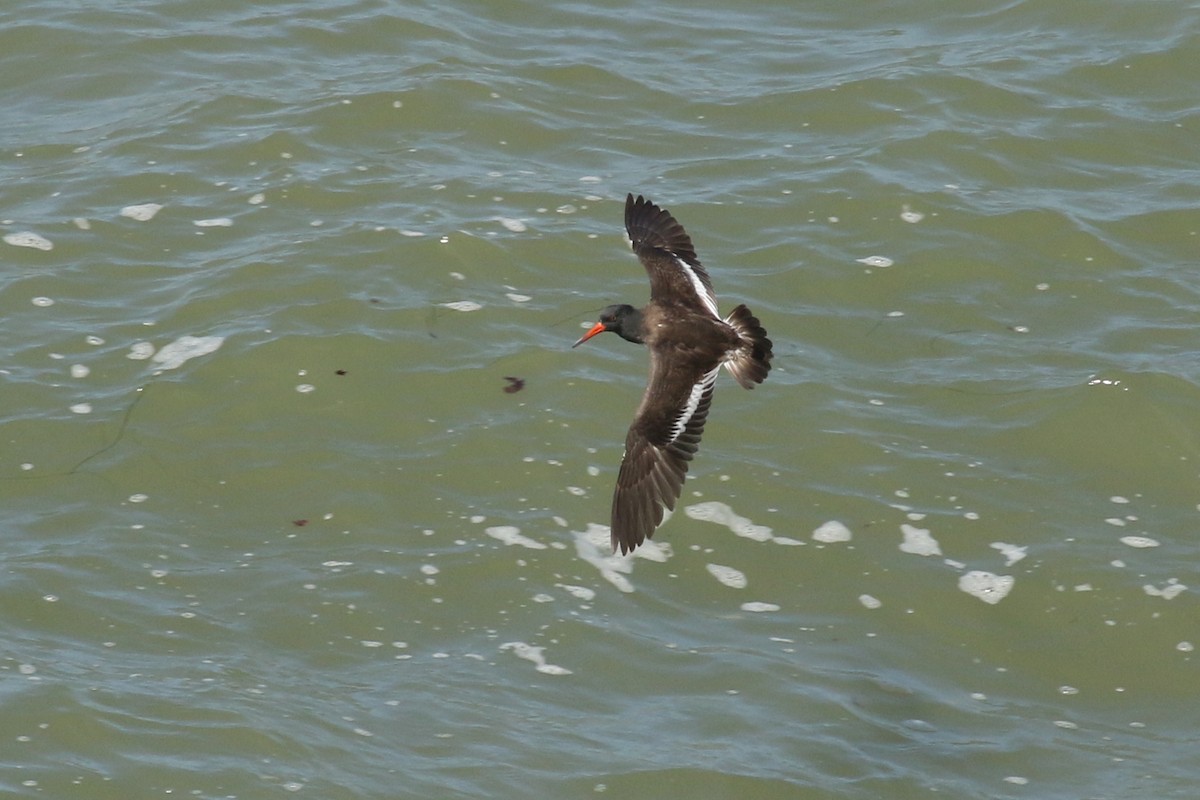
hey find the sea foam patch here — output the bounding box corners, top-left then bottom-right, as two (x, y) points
(4, 231), (53, 251)
(571, 523), (672, 593)
(684, 501), (776, 542)
(499, 642), (571, 675)
(958, 571), (1013, 604)
(442, 300), (481, 312)
(990, 542), (1028, 566)
(740, 601), (780, 613)
(899, 524), (942, 556)
(151, 335), (226, 370)
(813, 520), (852, 543)
(485, 525), (546, 550)
(1143, 579), (1186, 600)
(120, 203), (163, 221)
(706, 563), (747, 589)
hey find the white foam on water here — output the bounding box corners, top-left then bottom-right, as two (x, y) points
(499, 642), (572, 675)
(740, 602), (780, 613)
(856, 255), (893, 267)
(1120, 535), (1159, 548)
(485, 525), (546, 550)
(859, 594), (882, 609)
(442, 300), (481, 312)
(4, 231), (53, 250)
(705, 563), (747, 589)
(572, 524), (636, 593)
(812, 520), (852, 543)
(69, 403), (92, 415)
(120, 203), (163, 221)
(496, 217), (527, 232)
(506, 293), (531, 302)
(958, 571), (1013, 604)
(151, 335), (225, 370)
(632, 537), (671, 562)
(684, 501), (775, 542)
(990, 542), (1027, 566)
(193, 217), (233, 227)
(126, 342), (155, 360)
(899, 524), (941, 556)
(70, 364), (89, 378)
(556, 583), (595, 601)
(1143, 579), (1186, 600)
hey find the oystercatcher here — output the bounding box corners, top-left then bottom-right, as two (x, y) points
(573, 194), (773, 555)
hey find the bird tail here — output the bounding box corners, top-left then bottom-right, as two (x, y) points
(723, 304), (773, 389)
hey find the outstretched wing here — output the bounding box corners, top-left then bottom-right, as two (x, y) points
(610, 357), (720, 554)
(625, 194), (719, 319)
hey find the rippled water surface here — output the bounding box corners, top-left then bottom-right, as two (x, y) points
(3, 1), (1199, 797)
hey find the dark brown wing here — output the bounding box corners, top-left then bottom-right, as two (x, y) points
(625, 194), (720, 319)
(610, 356), (720, 555)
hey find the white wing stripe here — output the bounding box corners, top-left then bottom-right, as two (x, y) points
(672, 255), (719, 318)
(668, 366), (719, 444)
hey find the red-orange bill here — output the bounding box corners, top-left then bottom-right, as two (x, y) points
(572, 321), (607, 348)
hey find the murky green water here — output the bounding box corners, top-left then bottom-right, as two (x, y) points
(2, 1), (1198, 797)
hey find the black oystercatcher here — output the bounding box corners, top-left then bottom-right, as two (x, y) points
(574, 194), (772, 554)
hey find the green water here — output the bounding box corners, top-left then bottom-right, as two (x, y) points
(2, 0), (1199, 797)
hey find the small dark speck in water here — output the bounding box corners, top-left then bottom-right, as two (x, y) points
(293, 519), (309, 527)
(503, 376), (525, 394)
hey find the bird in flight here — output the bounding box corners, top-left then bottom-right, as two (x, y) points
(573, 194), (773, 554)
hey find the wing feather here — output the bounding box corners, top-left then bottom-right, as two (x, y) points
(610, 363), (719, 554)
(625, 194), (720, 318)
